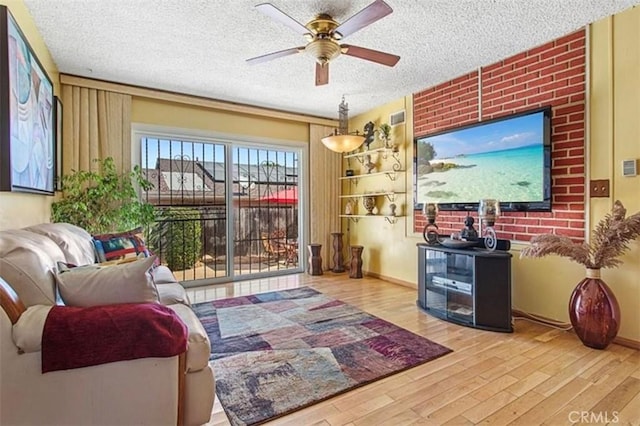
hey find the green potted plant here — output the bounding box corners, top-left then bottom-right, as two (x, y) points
(51, 157), (155, 234)
(520, 200), (640, 349)
(379, 123), (392, 149)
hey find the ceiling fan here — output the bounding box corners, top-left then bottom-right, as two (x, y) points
(247, 0), (400, 86)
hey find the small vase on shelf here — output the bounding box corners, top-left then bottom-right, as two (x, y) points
(363, 196), (376, 215)
(379, 123), (392, 149)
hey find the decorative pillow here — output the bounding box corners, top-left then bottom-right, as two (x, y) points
(93, 228), (150, 263)
(55, 255), (159, 307)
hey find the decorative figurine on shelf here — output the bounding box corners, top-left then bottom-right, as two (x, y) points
(478, 199), (501, 251)
(379, 123), (392, 149)
(363, 121), (375, 150)
(460, 214), (479, 241)
(345, 199), (354, 215)
(422, 202), (439, 245)
(363, 196), (376, 215)
(364, 154), (376, 174)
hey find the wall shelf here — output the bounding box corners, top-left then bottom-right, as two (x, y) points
(339, 191), (404, 202)
(344, 147), (402, 170)
(339, 214), (402, 224)
(343, 147), (398, 159)
(339, 170), (404, 185)
(340, 140), (406, 226)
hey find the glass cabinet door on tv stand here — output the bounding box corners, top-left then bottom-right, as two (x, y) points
(417, 243), (513, 333)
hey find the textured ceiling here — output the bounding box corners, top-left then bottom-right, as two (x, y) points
(23, 0), (640, 119)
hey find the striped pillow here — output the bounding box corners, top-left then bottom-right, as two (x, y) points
(92, 228), (149, 263)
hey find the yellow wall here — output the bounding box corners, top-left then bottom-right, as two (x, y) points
(349, 6), (640, 343)
(347, 96), (423, 284)
(588, 7), (640, 341)
(132, 98), (309, 143)
(0, 0), (59, 231)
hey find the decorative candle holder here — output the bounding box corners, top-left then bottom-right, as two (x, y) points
(422, 202), (439, 245)
(478, 199), (500, 251)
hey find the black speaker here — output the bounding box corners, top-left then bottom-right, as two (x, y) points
(477, 238), (511, 251)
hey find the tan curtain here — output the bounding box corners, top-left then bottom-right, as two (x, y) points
(60, 85), (132, 174)
(309, 124), (342, 271)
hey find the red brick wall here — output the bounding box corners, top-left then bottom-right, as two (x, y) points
(413, 30), (586, 242)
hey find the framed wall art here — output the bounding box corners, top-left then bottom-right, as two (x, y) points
(54, 96), (62, 190)
(0, 5), (55, 195)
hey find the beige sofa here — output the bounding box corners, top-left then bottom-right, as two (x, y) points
(0, 223), (214, 426)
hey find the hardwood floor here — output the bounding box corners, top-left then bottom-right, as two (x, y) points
(186, 273), (640, 426)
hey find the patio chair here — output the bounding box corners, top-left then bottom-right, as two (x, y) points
(261, 232), (287, 264)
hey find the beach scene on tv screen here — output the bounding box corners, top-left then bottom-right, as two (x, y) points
(416, 111), (546, 206)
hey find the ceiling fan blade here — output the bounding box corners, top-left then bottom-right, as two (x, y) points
(333, 0), (392, 39)
(246, 46), (304, 65)
(342, 44), (400, 67)
(255, 3), (310, 36)
(315, 63), (329, 86)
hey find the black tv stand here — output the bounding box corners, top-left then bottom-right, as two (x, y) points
(417, 243), (513, 332)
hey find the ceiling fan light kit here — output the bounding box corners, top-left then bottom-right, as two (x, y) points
(321, 96), (365, 153)
(305, 38), (342, 65)
(248, 0), (400, 86)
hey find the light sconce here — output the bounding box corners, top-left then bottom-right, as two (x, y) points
(478, 199), (500, 251)
(422, 202), (439, 245)
(321, 96), (365, 153)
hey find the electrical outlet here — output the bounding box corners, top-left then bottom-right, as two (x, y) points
(590, 179), (610, 198)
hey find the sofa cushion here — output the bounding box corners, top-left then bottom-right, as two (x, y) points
(24, 223), (96, 266)
(157, 282), (191, 306)
(93, 228), (150, 263)
(55, 256), (159, 307)
(166, 303), (210, 372)
(0, 230), (65, 306)
(152, 265), (178, 285)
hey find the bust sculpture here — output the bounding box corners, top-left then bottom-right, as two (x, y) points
(460, 214), (479, 241)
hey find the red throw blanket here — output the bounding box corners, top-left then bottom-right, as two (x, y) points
(42, 303), (188, 373)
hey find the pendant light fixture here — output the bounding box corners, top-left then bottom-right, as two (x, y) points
(321, 96), (365, 153)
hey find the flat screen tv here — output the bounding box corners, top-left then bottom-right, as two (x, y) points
(414, 106), (552, 212)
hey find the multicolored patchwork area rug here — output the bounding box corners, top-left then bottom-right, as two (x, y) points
(192, 287), (452, 425)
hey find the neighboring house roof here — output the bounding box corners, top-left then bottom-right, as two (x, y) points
(143, 158), (297, 206)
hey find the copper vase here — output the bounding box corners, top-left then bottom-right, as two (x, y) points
(568, 268), (620, 349)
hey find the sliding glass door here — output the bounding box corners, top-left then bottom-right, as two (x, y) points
(136, 129), (303, 286)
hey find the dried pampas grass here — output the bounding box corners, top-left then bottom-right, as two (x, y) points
(521, 200), (640, 269)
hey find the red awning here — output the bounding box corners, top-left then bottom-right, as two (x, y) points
(259, 187), (298, 204)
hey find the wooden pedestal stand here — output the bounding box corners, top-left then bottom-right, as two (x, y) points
(349, 245), (363, 278)
(331, 232), (345, 273)
(307, 244), (323, 275)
